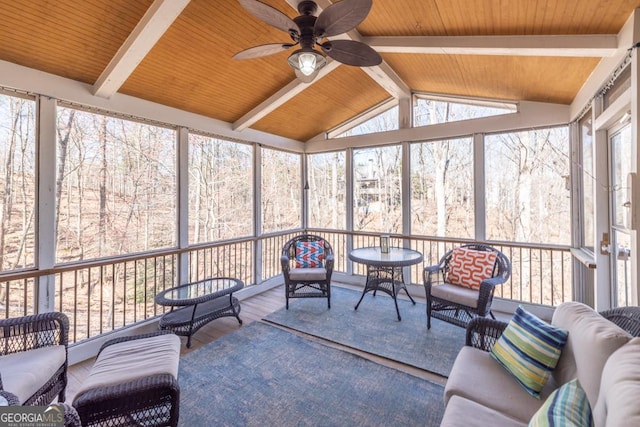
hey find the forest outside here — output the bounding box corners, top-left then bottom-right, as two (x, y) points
(0, 92), (574, 339)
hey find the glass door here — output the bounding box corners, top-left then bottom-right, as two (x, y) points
(609, 123), (633, 306)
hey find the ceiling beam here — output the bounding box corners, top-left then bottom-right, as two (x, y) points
(233, 61), (341, 131)
(92, 0), (190, 98)
(365, 35), (619, 57)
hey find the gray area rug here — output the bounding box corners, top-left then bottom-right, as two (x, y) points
(264, 286), (466, 377)
(178, 322), (444, 426)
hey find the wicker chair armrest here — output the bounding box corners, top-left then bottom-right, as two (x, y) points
(423, 265), (444, 292)
(481, 275), (508, 287)
(0, 312), (69, 354)
(600, 307), (640, 337)
(325, 253), (334, 270)
(475, 278), (504, 315)
(280, 255), (291, 272)
(424, 264), (443, 274)
(73, 373), (179, 424)
(98, 330), (174, 355)
(465, 317), (508, 351)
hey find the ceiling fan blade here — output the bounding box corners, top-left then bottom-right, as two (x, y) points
(295, 68), (320, 83)
(314, 0), (372, 38)
(233, 43), (295, 60)
(321, 40), (381, 67)
(238, 0), (298, 34)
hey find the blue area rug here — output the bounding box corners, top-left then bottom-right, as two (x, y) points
(264, 286), (466, 377)
(178, 322), (444, 426)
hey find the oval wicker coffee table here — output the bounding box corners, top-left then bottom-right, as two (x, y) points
(155, 277), (244, 347)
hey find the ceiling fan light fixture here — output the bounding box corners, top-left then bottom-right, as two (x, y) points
(298, 52), (317, 76)
(288, 49), (326, 77)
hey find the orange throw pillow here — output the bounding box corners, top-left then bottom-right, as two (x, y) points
(446, 247), (498, 290)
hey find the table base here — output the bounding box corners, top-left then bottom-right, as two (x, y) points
(159, 295), (242, 347)
(354, 265), (416, 321)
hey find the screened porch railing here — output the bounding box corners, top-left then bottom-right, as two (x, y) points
(0, 230), (572, 344)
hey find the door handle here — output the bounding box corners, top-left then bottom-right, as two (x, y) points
(600, 232), (611, 255)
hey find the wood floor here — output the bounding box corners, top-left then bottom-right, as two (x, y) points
(65, 283), (447, 404)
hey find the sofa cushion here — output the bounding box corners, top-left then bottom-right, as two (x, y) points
(552, 302), (631, 407)
(445, 346), (556, 423)
(295, 241), (325, 268)
(529, 379), (593, 427)
(446, 247), (497, 290)
(441, 395), (527, 427)
(431, 283), (479, 308)
(288, 267), (327, 281)
(491, 306), (568, 398)
(592, 337), (640, 426)
(0, 345), (66, 404)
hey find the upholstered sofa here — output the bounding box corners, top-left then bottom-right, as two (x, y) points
(441, 301), (640, 426)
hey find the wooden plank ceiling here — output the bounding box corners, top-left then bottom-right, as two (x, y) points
(0, 0), (638, 142)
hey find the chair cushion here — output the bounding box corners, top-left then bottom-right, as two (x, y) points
(445, 346), (556, 422)
(430, 283), (479, 308)
(551, 302), (631, 407)
(0, 345), (66, 404)
(75, 334), (180, 396)
(289, 267), (327, 281)
(529, 379), (593, 427)
(490, 306), (568, 398)
(441, 395), (527, 427)
(295, 241), (325, 268)
(446, 247), (497, 290)
(592, 337), (640, 426)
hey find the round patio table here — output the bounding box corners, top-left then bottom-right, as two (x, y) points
(349, 246), (423, 321)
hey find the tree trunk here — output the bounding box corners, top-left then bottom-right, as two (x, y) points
(98, 116), (107, 256)
(0, 102), (20, 269)
(55, 110), (76, 236)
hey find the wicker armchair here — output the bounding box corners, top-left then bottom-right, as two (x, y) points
(600, 306), (640, 337)
(465, 317), (508, 351)
(0, 312), (69, 405)
(423, 243), (511, 329)
(281, 234), (334, 309)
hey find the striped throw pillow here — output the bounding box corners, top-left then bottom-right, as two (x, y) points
(491, 306), (569, 398)
(446, 247), (498, 290)
(529, 379), (593, 427)
(294, 241), (325, 268)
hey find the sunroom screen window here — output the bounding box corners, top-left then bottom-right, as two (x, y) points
(188, 134), (253, 243)
(0, 93), (35, 271)
(56, 107), (177, 261)
(308, 151), (346, 230)
(353, 146), (402, 232)
(485, 126), (570, 245)
(261, 148), (301, 233)
(414, 98), (514, 127)
(336, 106), (399, 138)
(410, 138), (474, 238)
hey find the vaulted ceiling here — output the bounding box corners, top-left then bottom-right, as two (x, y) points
(0, 0), (637, 142)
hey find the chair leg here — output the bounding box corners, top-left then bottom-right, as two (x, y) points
(426, 300), (432, 329)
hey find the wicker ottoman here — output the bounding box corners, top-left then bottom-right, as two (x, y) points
(72, 331), (181, 427)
